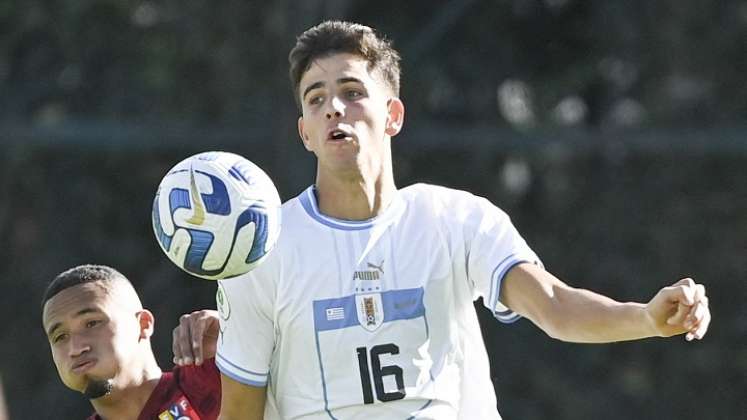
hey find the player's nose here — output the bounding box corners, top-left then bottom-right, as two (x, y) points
(68, 334), (91, 357)
(325, 96), (345, 120)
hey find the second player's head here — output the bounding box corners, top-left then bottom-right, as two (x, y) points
(41, 264), (156, 400)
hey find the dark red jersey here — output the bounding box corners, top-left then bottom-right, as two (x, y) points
(87, 358), (220, 420)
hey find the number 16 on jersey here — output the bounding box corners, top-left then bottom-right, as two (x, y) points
(356, 344), (406, 404)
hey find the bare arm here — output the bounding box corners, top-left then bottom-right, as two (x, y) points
(219, 373), (267, 420)
(501, 263), (710, 343)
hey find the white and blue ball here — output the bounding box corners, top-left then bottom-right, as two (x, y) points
(152, 151), (281, 280)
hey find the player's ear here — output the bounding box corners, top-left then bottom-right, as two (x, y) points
(385, 98), (405, 137)
(136, 309), (155, 340)
(298, 117), (313, 151)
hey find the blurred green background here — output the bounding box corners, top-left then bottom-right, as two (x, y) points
(1, 1), (745, 419)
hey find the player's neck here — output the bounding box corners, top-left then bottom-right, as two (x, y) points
(314, 169), (396, 221)
(90, 360), (162, 420)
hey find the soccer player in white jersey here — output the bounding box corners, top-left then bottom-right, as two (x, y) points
(216, 21), (711, 419)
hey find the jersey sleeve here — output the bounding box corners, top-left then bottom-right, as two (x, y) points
(462, 195), (542, 323)
(215, 256), (278, 387)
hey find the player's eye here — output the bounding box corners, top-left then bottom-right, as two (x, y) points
(85, 319), (102, 328)
(308, 95), (324, 106)
(346, 90), (362, 99)
(52, 333), (68, 344)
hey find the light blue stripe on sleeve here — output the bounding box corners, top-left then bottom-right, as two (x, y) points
(215, 352), (269, 387)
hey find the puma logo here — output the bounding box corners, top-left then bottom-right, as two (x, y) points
(353, 260), (385, 281)
(366, 260), (384, 274)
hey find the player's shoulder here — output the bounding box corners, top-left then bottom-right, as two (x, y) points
(280, 190), (304, 213)
(400, 182), (474, 203)
(399, 183), (512, 230)
(173, 358), (222, 398)
(274, 188), (310, 230)
(400, 183), (490, 213)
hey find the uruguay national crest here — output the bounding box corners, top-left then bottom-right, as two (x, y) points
(356, 293), (384, 331)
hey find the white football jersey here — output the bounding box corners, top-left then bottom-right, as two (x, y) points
(217, 184), (542, 419)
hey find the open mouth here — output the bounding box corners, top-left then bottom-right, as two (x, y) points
(328, 128), (354, 141)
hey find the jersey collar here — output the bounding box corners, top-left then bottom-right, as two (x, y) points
(298, 185), (404, 231)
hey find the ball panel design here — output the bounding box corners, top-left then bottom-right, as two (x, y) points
(152, 191), (173, 251)
(183, 229), (215, 275)
(194, 170), (231, 216)
(235, 203), (270, 264)
(152, 151), (281, 280)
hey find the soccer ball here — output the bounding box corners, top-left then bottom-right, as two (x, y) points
(152, 151), (281, 280)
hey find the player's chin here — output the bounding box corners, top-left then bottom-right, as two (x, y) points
(70, 370), (104, 389)
(63, 377), (89, 394)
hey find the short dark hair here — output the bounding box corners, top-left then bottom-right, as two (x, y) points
(41, 264), (131, 309)
(288, 21), (401, 111)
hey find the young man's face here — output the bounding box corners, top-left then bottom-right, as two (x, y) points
(297, 53), (404, 179)
(42, 282), (145, 396)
